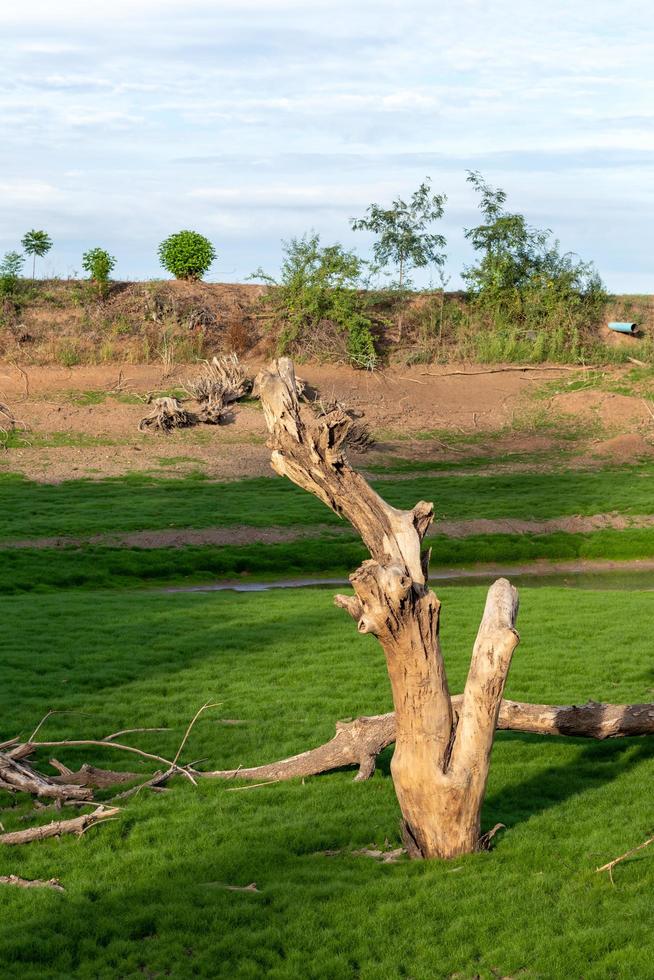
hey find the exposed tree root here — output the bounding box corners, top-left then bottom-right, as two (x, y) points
(139, 354), (253, 432)
(199, 697), (654, 783)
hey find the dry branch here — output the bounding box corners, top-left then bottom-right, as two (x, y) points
(0, 806), (120, 846)
(596, 835), (654, 879)
(0, 875), (64, 892)
(421, 366), (581, 378)
(48, 761), (139, 789)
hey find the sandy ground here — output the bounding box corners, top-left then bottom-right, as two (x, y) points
(1, 360), (653, 482)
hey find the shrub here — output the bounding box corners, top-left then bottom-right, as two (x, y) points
(251, 233), (378, 369)
(0, 251), (24, 296)
(346, 317), (378, 369)
(82, 248), (116, 295)
(462, 171), (608, 356)
(158, 231), (216, 280)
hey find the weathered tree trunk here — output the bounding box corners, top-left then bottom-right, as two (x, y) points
(257, 357), (521, 858)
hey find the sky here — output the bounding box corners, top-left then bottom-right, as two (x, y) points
(1, 0), (652, 291)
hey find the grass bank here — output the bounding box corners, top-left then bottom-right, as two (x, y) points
(3, 463), (654, 541)
(4, 527), (654, 594)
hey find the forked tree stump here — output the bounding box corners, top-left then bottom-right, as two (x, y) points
(256, 357), (520, 859)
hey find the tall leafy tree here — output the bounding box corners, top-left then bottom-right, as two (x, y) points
(351, 178), (447, 289)
(21, 230), (52, 280)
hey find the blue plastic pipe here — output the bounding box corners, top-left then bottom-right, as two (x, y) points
(608, 321), (638, 334)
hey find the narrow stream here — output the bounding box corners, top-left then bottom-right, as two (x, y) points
(165, 561), (654, 594)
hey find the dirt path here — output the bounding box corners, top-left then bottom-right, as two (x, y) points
(3, 512), (653, 550)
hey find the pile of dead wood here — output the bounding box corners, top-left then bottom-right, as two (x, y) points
(184, 352), (252, 424)
(138, 353), (253, 433)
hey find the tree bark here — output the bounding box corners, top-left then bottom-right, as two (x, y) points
(256, 358), (523, 858)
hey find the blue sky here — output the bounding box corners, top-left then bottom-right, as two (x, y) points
(1, 0), (652, 291)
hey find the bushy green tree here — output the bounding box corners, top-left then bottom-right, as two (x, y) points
(21, 229), (52, 279)
(82, 247), (116, 297)
(351, 178), (447, 289)
(463, 171), (607, 334)
(0, 251), (24, 295)
(251, 234), (378, 368)
(158, 231), (216, 280)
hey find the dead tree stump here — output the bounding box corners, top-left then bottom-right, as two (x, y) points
(256, 357), (520, 859)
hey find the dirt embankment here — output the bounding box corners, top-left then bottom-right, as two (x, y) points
(1, 279), (653, 369)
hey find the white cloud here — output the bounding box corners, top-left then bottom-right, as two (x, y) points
(0, 0), (650, 289)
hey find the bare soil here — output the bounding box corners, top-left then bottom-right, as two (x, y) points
(3, 513), (654, 551)
(1, 360), (653, 483)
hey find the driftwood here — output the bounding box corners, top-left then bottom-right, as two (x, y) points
(0, 806), (120, 846)
(202, 698), (654, 784)
(253, 357), (652, 859)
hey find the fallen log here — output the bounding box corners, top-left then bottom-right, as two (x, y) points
(0, 806), (120, 846)
(200, 697), (654, 783)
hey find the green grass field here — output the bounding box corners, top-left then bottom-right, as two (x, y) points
(5, 526), (654, 595)
(3, 462), (654, 541)
(1, 585), (653, 978)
